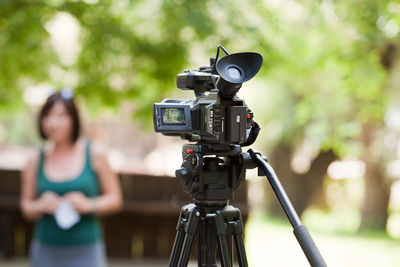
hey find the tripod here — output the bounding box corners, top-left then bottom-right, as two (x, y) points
(169, 144), (327, 267)
(169, 203), (246, 267)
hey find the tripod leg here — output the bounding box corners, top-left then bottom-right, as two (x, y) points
(199, 218), (218, 267)
(232, 219), (248, 267)
(197, 225), (203, 267)
(226, 222), (233, 263)
(177, 208), (201, 267)
(169, 206), (189, 267)
(215, 211), (232, 267)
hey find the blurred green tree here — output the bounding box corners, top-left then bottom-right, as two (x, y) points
(247, 0), (397, 231)
(0, 0), (218, 116)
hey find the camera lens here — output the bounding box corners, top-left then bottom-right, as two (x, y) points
(227, 66), (241, 80)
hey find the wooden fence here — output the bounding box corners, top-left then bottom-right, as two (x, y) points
(0, 169), (248, 259)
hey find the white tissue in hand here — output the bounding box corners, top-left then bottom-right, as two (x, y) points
(54, 198), (80, 230)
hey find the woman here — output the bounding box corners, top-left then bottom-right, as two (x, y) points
(20, 90), (122, 267)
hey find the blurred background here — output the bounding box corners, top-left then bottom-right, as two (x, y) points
(1, 0), (400, 266)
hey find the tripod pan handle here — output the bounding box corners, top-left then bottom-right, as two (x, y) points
(294, 225), (327, 267)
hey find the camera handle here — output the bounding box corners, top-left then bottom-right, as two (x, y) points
(248, 148), (327, 267)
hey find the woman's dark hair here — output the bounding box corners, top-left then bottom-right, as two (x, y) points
(38, 90), (81, 144)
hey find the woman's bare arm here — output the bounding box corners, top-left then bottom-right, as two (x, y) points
(20, 152), (60, 221)
(91, 144), (123, 215)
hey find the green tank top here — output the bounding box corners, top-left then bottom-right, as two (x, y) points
(34, 141), (102, 246)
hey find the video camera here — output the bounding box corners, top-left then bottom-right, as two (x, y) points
(153, 45), (262, 147)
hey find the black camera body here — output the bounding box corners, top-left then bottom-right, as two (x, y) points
(153, 90), (252, 145)
(153, 51), (261, 146)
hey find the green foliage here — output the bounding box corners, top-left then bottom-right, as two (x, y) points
(0, 0), (57, 111)
(242, 0), (390, 156)
(0, 0), (216, 118)
(0, 0), (396, 155)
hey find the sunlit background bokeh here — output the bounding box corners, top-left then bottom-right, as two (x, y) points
(1, 0), (400, 266)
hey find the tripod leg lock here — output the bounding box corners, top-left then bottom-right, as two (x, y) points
(185, 209), (201, 235)
(212, 211), (227, 236)
(233, 220), (244, 235)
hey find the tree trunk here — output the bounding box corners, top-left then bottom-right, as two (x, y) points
(359, 122), (390, 230)
(360, 158), (389, 229)
(265, 144), (336, 218)
(358, 42), (400, 230)
(264, 144), (293, 218)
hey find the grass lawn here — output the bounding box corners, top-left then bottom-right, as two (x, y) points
(245, 211), (400, 267)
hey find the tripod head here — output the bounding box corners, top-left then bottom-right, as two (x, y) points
(175, 143), (258, 202)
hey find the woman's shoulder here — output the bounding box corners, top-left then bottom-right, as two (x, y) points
(89, 140), (108, 157)
(88, 140), (109, 170)
(23, 148), (41, 173)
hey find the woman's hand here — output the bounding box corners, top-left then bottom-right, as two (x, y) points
(64, 191), (94, 214)
(37, 191), (60, 215)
